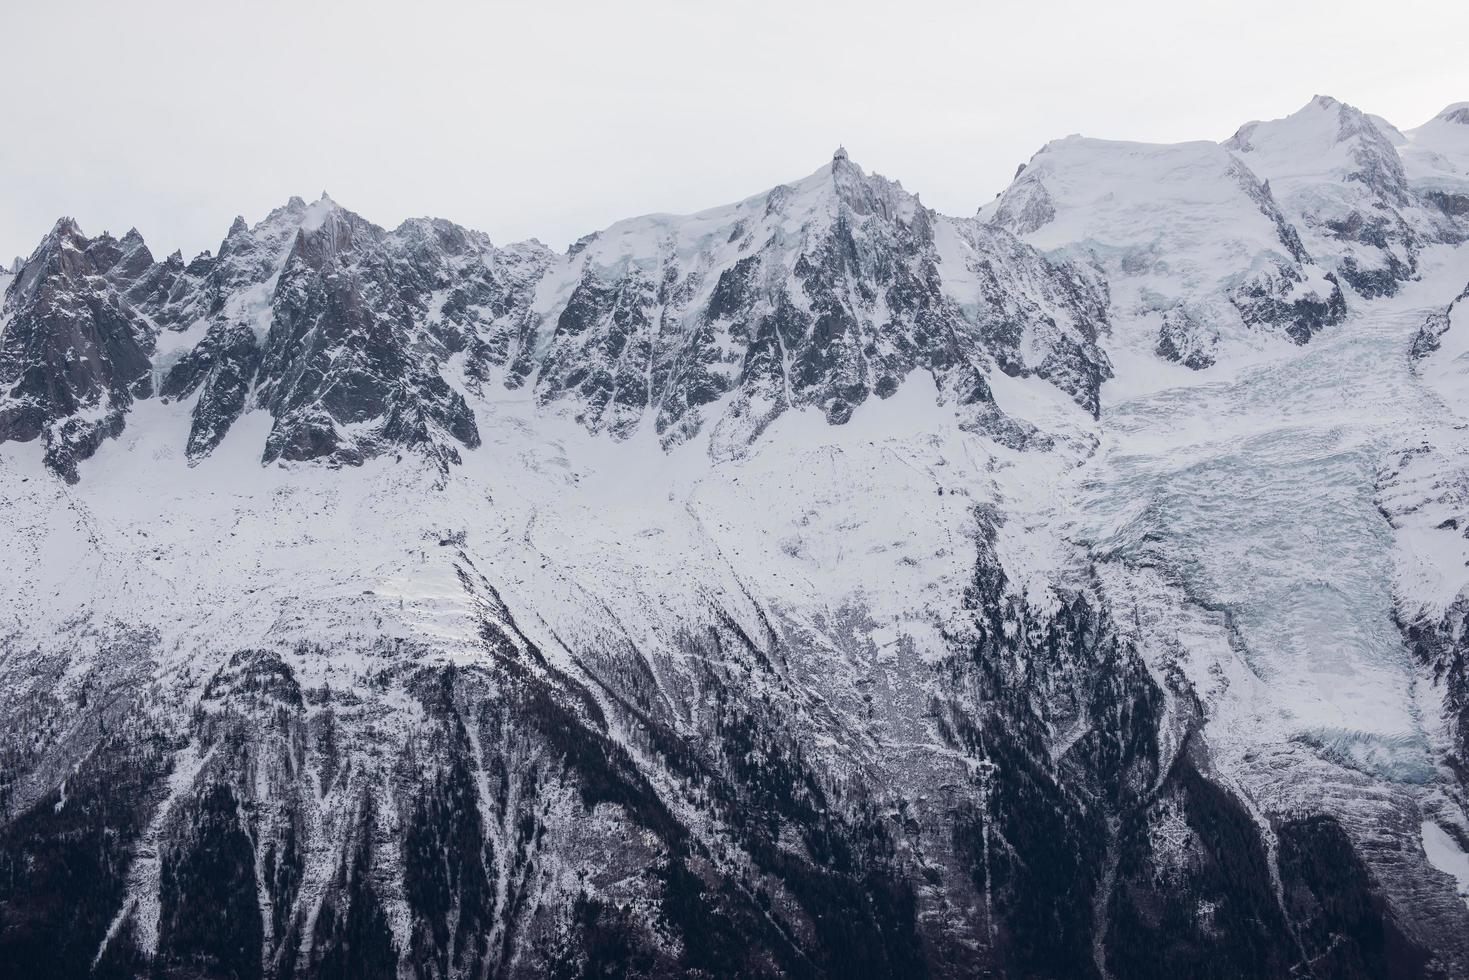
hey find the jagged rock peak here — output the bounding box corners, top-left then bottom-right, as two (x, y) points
(0, 216), (158, 481)
(27, 215), (90, 264)
(540, 149), (1111, 448)
(287, 196), (382, 271)
(12, 218), (111, 300)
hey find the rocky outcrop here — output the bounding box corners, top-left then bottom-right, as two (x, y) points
(0, 198), (553, 480)
(252, 203), (481, 468)
(162, 198), (493, 471)
(0, 220), (159, 481)
(1410, 280), (1469, 360)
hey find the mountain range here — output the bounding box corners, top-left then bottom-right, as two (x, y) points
(3, 95), (1469, 979)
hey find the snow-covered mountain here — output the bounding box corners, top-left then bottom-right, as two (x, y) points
(1394, 103), (1469, 220)
(982, 134), (1345, 368)
(4, 97), (1469, 980)
(538, 149), (1112, 454)
(1225, 96), (1467, 297)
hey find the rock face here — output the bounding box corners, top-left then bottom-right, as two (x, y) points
(6, 97), (1469, 980)
(0, 220), (161, 481)
(1390, 278), (1469, 782)
(158, 196), (538, 470)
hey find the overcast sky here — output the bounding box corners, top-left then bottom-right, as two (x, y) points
(3, 0), (1467, 264)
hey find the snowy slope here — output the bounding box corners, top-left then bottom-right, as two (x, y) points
(982, 134), (1344, 369)
(1396, 102), (1469, 233)
(1400, 104), (1469, 179)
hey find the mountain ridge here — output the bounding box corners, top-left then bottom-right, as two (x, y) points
(4, 95), (1469, 980)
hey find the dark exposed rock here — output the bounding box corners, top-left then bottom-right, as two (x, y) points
(1410, 282), (1469, 360)
(1425, 190), (1469, 219)
(1398, 602), (1469, 785)
(0, 197), (547, 479)
(1228, 170), (1350, 340)
(160, 199), (513, 472)
(537, 267), (664, 438)
(0, 219), (157, 481)
(254, 206), (481, 469)
(1233, 269), (1348, 344)
(2, 155), (1111, 481)
(1155, 307), (1218, 369)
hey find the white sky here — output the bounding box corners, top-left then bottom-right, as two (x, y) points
(2, 0), (1466, 264)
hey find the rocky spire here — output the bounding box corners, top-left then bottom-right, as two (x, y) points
(0, 217), (156, 480)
